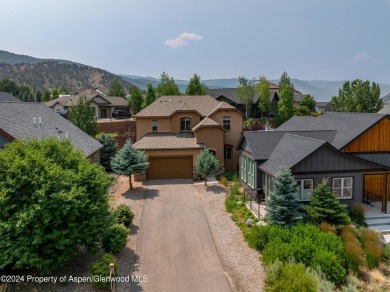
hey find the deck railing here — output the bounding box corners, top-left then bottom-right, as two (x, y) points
(363, 190), (383, 212)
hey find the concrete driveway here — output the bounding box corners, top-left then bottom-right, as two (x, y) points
(131, 180), (232, 292)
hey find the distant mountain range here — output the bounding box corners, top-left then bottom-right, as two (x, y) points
(1, 50), (389, 101)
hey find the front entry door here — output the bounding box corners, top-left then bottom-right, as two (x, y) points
(101, 108), (107, 118)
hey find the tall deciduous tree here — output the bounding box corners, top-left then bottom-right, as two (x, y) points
(266, 167), (301, 226)
(304, 179), (350, 226)
(276, 71), (295, 126)
(237, 76), (256, 118)
(257, 75), (271, 118)
(331, 79), (383, 113)
(129, 86), (143, 114)
(142, 83), (157, 109)
(185, 74), (208, 95)
(98, 134), (118, 171)
(156, 72), (181, 96)
(195, 149), (219, 186)
(0, 138), (111, 273)
(108, 79), (126, 98)
(111, 140), (149, 189)
(68, 95), (98, 137)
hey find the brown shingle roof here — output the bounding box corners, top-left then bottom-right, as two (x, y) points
(133, 132), (205, 150)
(135, 95), (235, 118)
(192, 117), (224, 132)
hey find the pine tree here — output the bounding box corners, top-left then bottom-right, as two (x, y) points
(304, 179), (350, 225)
(195, 149), (219, 186)
(110, 140), (149, 189)
(98, 134), (118, 171)
(266, 167), (301, 226)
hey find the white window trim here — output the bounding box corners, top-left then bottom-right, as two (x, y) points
(241, 154), (247, 182)
(332, 177), (353, 199)
(248, 159), (255, 188)
(296, 179), (313, 201)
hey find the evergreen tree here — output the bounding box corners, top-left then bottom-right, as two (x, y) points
(129, 86), (143, 114)
(195, 149), (219, 186)
(98, 134), (118, 171)
(51, 88), (59, 100)
(257, 75), (271, 118)
(266, 167), (301, 226)
(111, 140), (149, 189)
(304, 179), (350, 226)
(156, 72), (181, 96)
(237, 76), (256, 118)
(185, 74), (208, 95)
(142, 83), (157, 108)
(108, 79), (126, 98)
(68, 95), (98, 137)
(42, 90), (51, 102)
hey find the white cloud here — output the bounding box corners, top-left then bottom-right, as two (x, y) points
(353, 52), (374, 61)
(165, 32), (202, 48)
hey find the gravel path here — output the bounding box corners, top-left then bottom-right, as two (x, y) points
(195, 184), (265, 292)
(108, 175), (145, 292)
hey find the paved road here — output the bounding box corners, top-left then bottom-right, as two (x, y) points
(131, 180), (232, 292)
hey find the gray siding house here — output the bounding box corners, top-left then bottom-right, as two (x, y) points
(0, 101), (102, 162)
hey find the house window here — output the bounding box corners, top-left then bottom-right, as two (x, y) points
(296, 179), (313, 201)
(180, 117), (191, 132)
(247, 159), (255, 187)
(266, 174), (274, 197)
(332, 177), (353, 199)
(223, 116), (231, 130)
(224, 145), (232, 159)
(240, 154), (247, 182)
(152, 120), (158, 132)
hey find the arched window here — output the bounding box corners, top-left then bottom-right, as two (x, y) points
(180, 117), (191, 132)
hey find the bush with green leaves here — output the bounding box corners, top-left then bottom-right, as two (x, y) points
(98, 133), (118, 171)
(251, 224), (346, 284)
(102, 224), (129, 254)
(0, 138), (111, 273)
(112, 204), (134, 226)
(350, 204), (366, 226)
(270, 262), (318, 292)
(304, 179), (350, 226)
(195, 149), (220, 186)
(90, 253), (119, 289)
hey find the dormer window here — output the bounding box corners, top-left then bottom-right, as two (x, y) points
(180, 117), (191, 132)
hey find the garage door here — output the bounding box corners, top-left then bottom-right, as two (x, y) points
(147, 156), (193, 180)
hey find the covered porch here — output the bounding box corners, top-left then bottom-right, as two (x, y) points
(363, 172), (390, 214)
(243, 188), (267, 219)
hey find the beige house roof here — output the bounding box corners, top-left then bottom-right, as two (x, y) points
(192, 117), (225, 132)
(45, 89), (128, 108)
(134, 132), (205, 150)
(135, 95), (236, 118)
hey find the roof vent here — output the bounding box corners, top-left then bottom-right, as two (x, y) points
(33, 117), (36, 126)
(38, 117), (42, 125)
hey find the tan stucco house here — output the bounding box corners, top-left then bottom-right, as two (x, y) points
(45, 89), (130, 119)
(133, 95), (244, 180)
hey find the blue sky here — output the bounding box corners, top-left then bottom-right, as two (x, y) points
(1, 0), (390, 82)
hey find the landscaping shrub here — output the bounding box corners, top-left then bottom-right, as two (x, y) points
(219, 176), (228, 187)
(364, 241), (382, 269)
(255, 224), (346, 284)
(102, 224), (129, 254)
(360, 229), (381, 247)
(350, 204), (366, 226)
(382, 243), (390, 262)
(270, 263), (318, 292)
(112, 204), (134, 227)
(90, 253), (119, 289)
(98, 133), (118, 171)
(340, 227), (363, 273)
(229, 182), (240, 199)
(311, 250), (346, 284)
(265, 260), (284, 287)
(340, 274), (362, 292)
(318, 222), (336, 234)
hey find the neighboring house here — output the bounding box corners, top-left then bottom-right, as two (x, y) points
(45, 89), (130, 119)
(133, 95), (244, 180)
(236, 112), (390, 213)
(207, 83), (302, 118)
(378, 102), (390, 114)
(0, 101), (102, 162)
(0, 91), (20, 102)
(315, 101), (332, 113)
